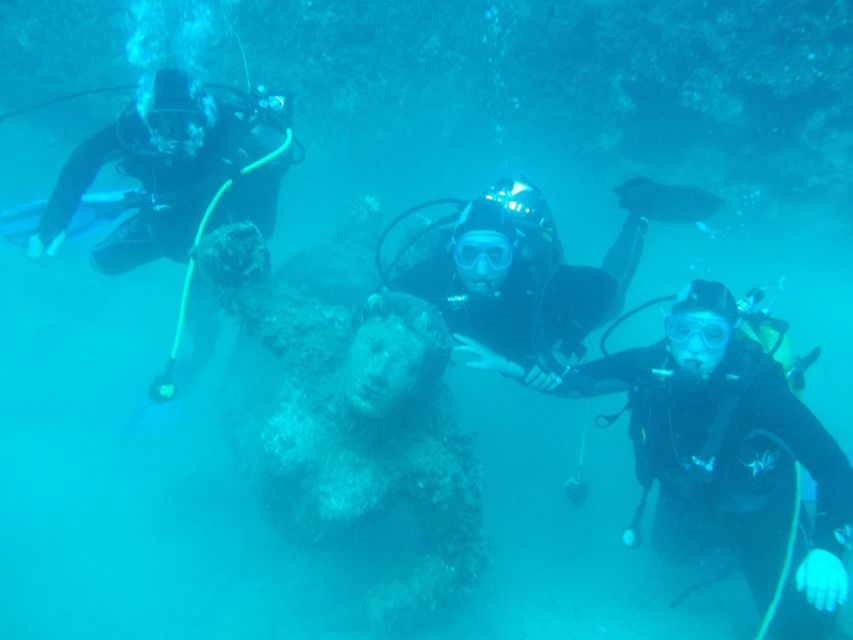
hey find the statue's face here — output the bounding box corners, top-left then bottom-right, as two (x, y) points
(344, 316), (427, 417)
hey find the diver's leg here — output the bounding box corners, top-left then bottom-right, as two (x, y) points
(90, 214), (164, 275)
(651, 488), (705, 563)
(600, 216), (648, 319)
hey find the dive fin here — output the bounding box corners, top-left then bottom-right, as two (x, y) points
(0, 190), (141, 247)
(614, 176), (724, 223)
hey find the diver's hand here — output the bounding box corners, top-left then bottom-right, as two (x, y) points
(795, 548), (849, 612)
(27, 231), (65, 258)
(452, 333), (525, 379)
(523, 364), (563, 392)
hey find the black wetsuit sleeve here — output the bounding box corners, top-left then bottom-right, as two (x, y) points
(552, 346), (657, 397)
(750, 370), (853, 555)
(38, 123), (122, 243)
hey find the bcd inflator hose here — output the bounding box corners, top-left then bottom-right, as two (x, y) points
(753, 464), (801, 640)
(149, 128), (293, 401)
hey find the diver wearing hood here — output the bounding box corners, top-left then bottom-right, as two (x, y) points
(29, 67), (293, 273)
(390, 178), (646, 391)
(552, 279), (852, 639)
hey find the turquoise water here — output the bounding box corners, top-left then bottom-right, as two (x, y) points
(1, 2), (852, 638)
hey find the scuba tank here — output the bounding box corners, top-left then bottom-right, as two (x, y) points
(735, 287), (819, 394)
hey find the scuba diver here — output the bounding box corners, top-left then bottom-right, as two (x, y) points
(28, 67), (293, 269)
(25, 68), (295, 391)
(384, 178), (648, 392)
(551, 280), (852, 639)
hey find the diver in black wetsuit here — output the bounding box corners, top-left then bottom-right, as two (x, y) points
(28, 68), (293, 381)
(390, 178), (647, 392)
(555, 280), (852, 639)
(28, 68), (292, 273)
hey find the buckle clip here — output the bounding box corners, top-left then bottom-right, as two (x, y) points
(689, 455), (716, 474)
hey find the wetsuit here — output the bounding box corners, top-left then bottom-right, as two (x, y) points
(38, 105), (288, 274)
(558, 338), (853, 639)
(391, 239), (618, 372)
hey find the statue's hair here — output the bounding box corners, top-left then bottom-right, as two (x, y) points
(353, 292), (452, 380)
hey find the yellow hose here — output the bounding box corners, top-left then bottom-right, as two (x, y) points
(754, 463), (801, 640)
(167, 129), (293, 360)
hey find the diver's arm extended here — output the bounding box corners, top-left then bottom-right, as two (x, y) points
(548, 348), (650, 398)
(452, 333), (641, 396)
(38, 124), (122, 244)
(554, 365), (633, 397)
(452, 333), (525, 378)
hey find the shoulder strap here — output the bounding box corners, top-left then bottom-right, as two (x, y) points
(690, 347), (774, 475)
(690, 390), (740, 473)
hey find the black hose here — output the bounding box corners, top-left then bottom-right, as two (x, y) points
(668, 561), (738, 608)
(374, 198), (466, 287)
(599, 294), (676, 356)
(0, 84), (136, 123)
(0, 82), (254, 124)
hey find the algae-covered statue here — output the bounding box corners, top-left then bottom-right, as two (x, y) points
(195, 214), (486, 633)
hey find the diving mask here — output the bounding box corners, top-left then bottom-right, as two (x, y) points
(665, 313), (733, 349)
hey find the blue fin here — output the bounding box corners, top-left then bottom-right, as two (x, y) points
(0, 190), (138, 246)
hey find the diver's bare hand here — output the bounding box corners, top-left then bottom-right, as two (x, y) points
(452, 333), (525, 379)
(796, 548), (849, 612)
(523, 364), (563, 392)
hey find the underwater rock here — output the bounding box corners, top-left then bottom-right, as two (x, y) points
(194, 221), (271, 289)
(10, 2), (853, 199)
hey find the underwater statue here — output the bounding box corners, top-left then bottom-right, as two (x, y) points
(195, 213), (486, 634)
